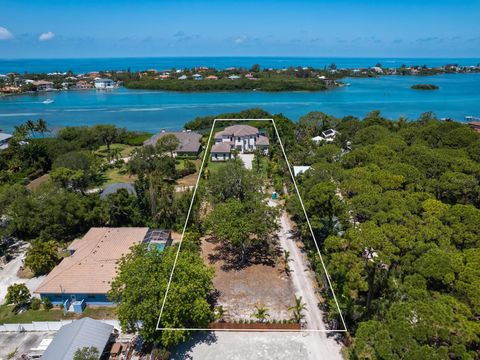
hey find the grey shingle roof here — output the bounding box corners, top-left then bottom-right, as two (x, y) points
(0, 133), (13, 142)
(211, 142), (232, 153)
(41, 318), (113, 360)
(214, 125), (259, 139)
(144, 131), (202, 153)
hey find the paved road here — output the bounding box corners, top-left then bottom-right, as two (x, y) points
(269, 199), (343, 359)
(238, 153), (254, 170)
(0, 242), (45, 304)
(171, 331), (343, 360)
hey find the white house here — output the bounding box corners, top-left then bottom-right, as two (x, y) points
(312, 129), (340, 143)
(0, 132), (13, 151)
(293, 166), (311, 177)
(178, 75), (188, 80)
(94, 78), (117, 89)
(211, 124), (269, 161)
(192, 74), (203, 80)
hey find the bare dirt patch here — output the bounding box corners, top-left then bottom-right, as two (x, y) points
(201, 238), (295, 321)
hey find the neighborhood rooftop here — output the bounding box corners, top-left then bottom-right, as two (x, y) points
(41, 317), (113, 360)
(144, 130), (202, 153)
(35, 227), (150, 295)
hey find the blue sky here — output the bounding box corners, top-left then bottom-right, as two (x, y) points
(1, 0), (479, 58)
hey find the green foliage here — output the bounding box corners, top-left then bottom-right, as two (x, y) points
(5, 283), (31, 308)
(30, 297), (42, 310)
(205, 198), (278, 266)
(73, 346), (100, 360)
(24, 240), (60, 276)
(104, 189), (143, 227)
(109, 244), (214, 348)
(285, 113), (480, 356)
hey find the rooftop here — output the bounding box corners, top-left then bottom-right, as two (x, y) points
(144, 130), (202, 153)
(211, 142), (232, 153)
(41, 317), (113, 360)
(215, 124), (259, 138)
(35, 227), (149, 294)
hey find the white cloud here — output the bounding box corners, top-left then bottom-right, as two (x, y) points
(0, 26), (14, 40)
(234, 35), (247, 44)
(39, 31), (55, 41)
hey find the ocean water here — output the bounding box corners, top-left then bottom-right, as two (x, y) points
(1, 73), (479, 133)
(1, 57), (480, 74)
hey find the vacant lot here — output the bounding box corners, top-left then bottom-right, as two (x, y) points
(201, 238), (295, 321)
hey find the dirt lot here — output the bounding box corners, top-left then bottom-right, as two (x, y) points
(201, 238), (295, 321)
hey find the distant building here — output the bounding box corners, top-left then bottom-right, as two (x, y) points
(144, 130), (202, 157)
(205, 75), (219, 80)
(32, 80), (54, 91)
(94, 78), (117, 89)
(0, 132), (13, 151)
(41, 317), (115, 360)
(35, 227), (172, 307)
(74, 80), (93, 89)
(211, 124), (269, 161)
(192, 74), (203, 80)
(312, 129), (340, 143)
(468, 121), (480, 134)
(228, 75), (241, 80)
(293, 166), (311, 177)
(178, 75), (188, 80)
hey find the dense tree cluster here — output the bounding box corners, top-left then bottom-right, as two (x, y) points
(283, 111), (480, 358)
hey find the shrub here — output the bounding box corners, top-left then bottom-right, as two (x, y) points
(30, 297), (42, 310)
(42, 297), (53, 310)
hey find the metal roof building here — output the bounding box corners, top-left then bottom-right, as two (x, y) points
(41, 317), (114, 360)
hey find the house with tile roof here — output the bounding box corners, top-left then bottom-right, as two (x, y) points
(35, 227), (172, 308)
(211, 124), (269, 161)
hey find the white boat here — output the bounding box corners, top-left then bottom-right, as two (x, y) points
(42, 99), (54, 104)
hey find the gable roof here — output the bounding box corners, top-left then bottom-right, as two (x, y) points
(211, 142), (232, 153)
(35, 227), (149, 294)
(42, 317), (113, 360)
(214, 125), (259, 139)
(144, 131), (202, 153)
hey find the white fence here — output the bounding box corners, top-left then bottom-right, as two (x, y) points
(0, 319), (120, 332)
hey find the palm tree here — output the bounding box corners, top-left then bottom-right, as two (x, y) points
(288, 296), (307, 323)
(253, 305), (270, 323)
(283, 250), (291, 275)
(215, 305), (227, 322)
(35, 119), (48, 137)
(25, 119), (36, 138)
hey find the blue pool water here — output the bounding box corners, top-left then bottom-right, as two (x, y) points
(1, 72), (479, 133)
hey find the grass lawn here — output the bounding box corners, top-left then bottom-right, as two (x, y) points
(103, 168), (137, 186)
(0, 304), (117, 324)
(96, 143), (137, 158)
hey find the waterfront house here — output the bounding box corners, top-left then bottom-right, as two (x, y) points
(178, 74), (188, 80)
(468, 121), (480, 134)
(211, 124), (269, 161)
(41, 318), (115, 360)
(228, 75), (241, 80)
(192, 73), (203, 80)
(74, 80), (93, 89)
(35, 227), (172, 307)
(32, 80), (54, 91)
(206, 75), (219, 80)
(94, 78), (117, 89)
(144, 130), (202, 157)
(0, 132), (13, 151)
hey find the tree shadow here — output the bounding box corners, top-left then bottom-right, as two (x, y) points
(205, 236), (280, 271)
(170, 331), (218, 360)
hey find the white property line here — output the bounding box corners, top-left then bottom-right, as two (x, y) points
(156, 118), (348, 333)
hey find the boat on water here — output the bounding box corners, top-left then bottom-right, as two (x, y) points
(42, 99), (54, 104)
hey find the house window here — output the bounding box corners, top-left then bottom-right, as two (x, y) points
(237, 137), (240, 141)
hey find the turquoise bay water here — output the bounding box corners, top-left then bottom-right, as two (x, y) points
(1, 73), (479, 133)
